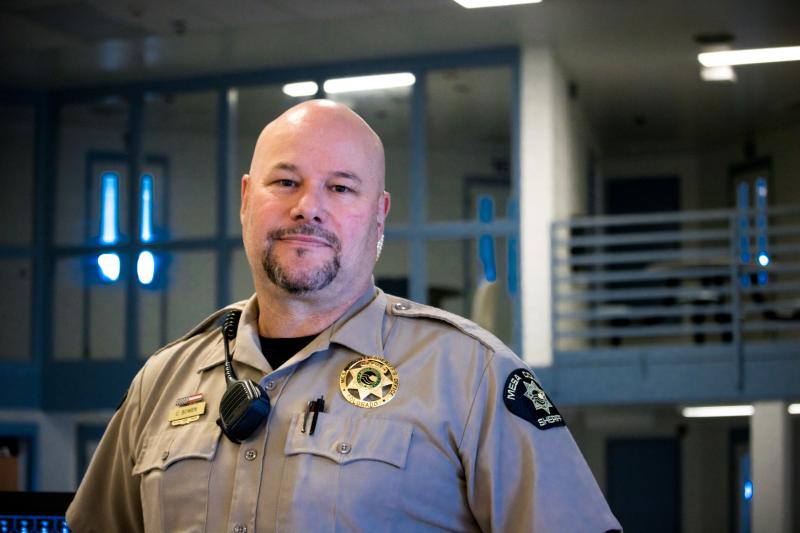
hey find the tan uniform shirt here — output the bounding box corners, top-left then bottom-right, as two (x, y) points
(67, 288), (621, 532)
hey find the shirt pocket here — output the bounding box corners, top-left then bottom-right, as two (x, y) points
(277, 412), (413, 533)
(133, 423), (221, 533)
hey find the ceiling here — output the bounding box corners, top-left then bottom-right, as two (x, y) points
(2, 0), (800, 155)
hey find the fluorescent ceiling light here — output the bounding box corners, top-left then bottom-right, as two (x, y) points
(681, 405), (754, 418)
(282, 81), (318, 97)
(323, 73), (415, 94)
(698, 45), (800, 67)
(789, 403), (800, 415)
(453, 0), (542, 7)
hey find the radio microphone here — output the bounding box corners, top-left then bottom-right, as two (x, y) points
(216, 310), (271, 443)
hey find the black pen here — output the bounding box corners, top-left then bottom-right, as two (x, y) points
(309, 396), (324, 435)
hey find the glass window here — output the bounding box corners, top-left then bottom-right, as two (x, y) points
(165, 251), (217, 341)
(326, 82), (412, 224)
(231, 247), (254, 303)
(426, 67), (512, 222)
(0, 260), (32, 360)
(143, 91), (218, 240)
(138, 282), (166, 358)
(230, 85), (300, 235)
(427, 237), (515, 347)
(0, 105), (35, 245)
(374, 240), (410, 298)
(56, 98), (129, 246)
(53, 255), (126, 360)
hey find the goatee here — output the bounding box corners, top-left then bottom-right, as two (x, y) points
(262, 225), (341, 294)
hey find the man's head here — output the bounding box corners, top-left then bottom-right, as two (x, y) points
(241, 99), (390, 303)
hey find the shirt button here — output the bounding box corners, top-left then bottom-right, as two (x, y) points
(233, 525), (247, 533)
(393, 302), (410, 311)
(244, 449), (257, 461)
(338, 442), (351, 454)
(161, 451), (169, 461)
(264, 380), (276, 391)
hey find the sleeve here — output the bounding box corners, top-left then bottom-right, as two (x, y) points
(458, 351), (622, 533)
(66, 368), (146, 533)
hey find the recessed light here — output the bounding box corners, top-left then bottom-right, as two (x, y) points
(698, 45), (800, 67)
(282, 82), (318, 97)
(323, 73), (415, 94)
(452, 0), (542, 8)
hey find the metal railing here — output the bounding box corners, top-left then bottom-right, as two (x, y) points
(551, 206), (800, 355)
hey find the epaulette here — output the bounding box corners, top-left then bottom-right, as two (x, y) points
(151, 299), (249, 357)
(384, 294), (507, 354)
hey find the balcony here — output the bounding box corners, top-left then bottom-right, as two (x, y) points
(547, 205), (800, 405)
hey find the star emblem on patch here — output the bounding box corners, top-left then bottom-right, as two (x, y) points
(503, 368), (565, 430)
(523, 379), (552, 414)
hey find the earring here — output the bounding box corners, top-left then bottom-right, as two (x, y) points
(376, 234), (384, 260)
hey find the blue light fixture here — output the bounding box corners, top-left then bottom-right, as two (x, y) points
(98, 253), (121, 282)
(98, 172), (121, 282)
(754, 177), (769, 286)
(743, 480), (753, 501)
(138, 174), (157, 285)
(140, 174), (154, 243)
(137, 250), (156, 285)
(99, 172), (120, 245)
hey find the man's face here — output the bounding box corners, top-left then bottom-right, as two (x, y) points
(241, 102), (389, 300)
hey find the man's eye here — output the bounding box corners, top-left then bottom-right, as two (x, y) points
(331, 184), (352, 193)
(277, 179), (296, 187)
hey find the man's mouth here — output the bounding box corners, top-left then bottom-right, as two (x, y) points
(278, 235), (330, 247)
(268, 225), (341, 251)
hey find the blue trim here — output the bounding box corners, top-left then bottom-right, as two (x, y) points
(0, 364), (40, 408)
(0, 422), (38, 490)
(477, 196), (497, 282)
(43, 361), (141, 410)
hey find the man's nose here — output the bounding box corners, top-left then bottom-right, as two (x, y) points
(289, 187), (324, 223)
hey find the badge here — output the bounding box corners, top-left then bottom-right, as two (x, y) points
(168, 401), (207, 426)
(503, 369), (565, 430)
(339, 357), (399, 408)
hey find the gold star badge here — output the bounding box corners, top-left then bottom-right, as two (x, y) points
(339, 357), (399, 408)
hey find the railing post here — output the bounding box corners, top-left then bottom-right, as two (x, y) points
(549, 221), (559, 393)
(728, 212), (744, 390)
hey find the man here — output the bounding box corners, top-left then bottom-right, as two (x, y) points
(67, 100), (621, 532)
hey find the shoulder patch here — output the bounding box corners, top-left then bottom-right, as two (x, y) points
(503, 368), (565, 430)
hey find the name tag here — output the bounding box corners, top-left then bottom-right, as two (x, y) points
(168, 401), (206, 426)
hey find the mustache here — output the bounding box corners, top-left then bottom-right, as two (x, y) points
(268, 225), (341, 251)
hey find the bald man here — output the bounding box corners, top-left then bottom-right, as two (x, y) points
(67, 100), (621, 532)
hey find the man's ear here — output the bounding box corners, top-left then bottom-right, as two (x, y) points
(240, 174), (250, 225)
(377, 191), (391, 231)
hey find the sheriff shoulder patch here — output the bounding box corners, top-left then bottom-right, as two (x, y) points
(503, 368), (565, 430)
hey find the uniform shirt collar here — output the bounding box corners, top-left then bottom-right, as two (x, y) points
(328, 286), (386, 358)
(198, 286), (386, 374)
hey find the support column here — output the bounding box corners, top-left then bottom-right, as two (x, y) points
(519, 46), (556, 366)
(751, 401), (792, 533)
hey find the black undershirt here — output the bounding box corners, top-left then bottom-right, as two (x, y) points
(259, 335), (316, 370)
